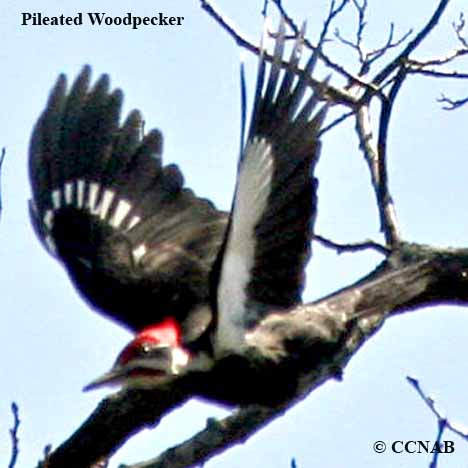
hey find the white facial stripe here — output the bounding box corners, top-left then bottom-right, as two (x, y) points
(171, 347), (190, 374)
(132, 243), (147, 263)
(64, 182), (73, 204)
(77, 179), (85, 208)
(110, 199), (132, 228)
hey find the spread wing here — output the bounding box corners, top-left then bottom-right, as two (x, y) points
(213, 20), (327, 352)
(29, 66), (227, 334)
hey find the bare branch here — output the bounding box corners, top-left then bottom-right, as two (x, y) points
(437, 93), (468, 109)
(365, 25), (413, 69)
(335, 1), (413, 77)
(368, 0), (451, 90)
(199, 0), (259, 53)
(407, 49), (468, 69)
(408, 67), (468, 79)
(8, 402), (20, 468)
(199, 0), (357, 107)
(321, 0), (352, 42)
(352, 0), (368, 58)
(318, 109), (355, 136)
(355, 105), (401, 246)
(313, 234), (390, 255)
(453, 12), (468, 48)
(407, 376), (468, 442)
(121, 405), (286, 468)
(38, 243), (468, 468)
(374, 66), (406, 247)
(31, 2), (468, 467)
(334, 0), (367, 66)
(270, 0), (381, 93)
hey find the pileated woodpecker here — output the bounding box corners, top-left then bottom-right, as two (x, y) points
(29, 20), (327, 393)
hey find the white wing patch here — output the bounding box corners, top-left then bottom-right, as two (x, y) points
(97, 189), (115, 220)
(39, 180), (142, 257)
(43, 210), (54, 230)
(64, 182), (73, 204)
(215, 137), (275, 356)
(127, 215), (141, 230)
(110, 199), (132, 228)
(87, 182), (100, 213)
(77, 179), (85, 208)
(51, 189), (61, 210)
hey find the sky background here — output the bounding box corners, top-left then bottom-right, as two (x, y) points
(1, 1), (468, 467)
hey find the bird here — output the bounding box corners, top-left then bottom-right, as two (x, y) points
(29, 19), (327, 395)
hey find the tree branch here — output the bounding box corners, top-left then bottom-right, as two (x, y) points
(31, 2), (468, 467)
(270, 0), (382, 94)
(367, 0), (451, 89)
(355, 105), (401, 245)
(8, 402), (20, 468)
(437, 93), (468, 109)
(334, 0), (413, 76)
(121, 406), (286, 468)
(407, 376), (468, 441)
(37, 243), (468, 468)
(199, 0), (360, 107)
(313, 233), (390, 255)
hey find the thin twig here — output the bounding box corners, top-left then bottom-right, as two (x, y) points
(365, 0), (451, 94)
(314, 234), (390, 255)
(8, 402), (20, 468)
(199, 0), (357, 107)
(374, 0), (451, 82)
(408, 68), (468, 79)
(437, 93), (468, 110)
(374, 67), (406, 246)
(407, 49), (468, 69)
(318, 109), (355, 136)
(355, 105), (401, 246)
(43, 445), (52, 468)
(453, 12), (468, 48)
(430, 418), (447, 468)
(200, 0), (260, 53)
(335, 0), (413, 77)
(407, 376), (468, 441)
(270, 0), (379, 93)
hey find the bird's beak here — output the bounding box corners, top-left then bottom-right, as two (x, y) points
(83, 346), (191, 392)
(83, 368), (125, 392)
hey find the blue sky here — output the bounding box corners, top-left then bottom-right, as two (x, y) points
(1, 1), (467, 467)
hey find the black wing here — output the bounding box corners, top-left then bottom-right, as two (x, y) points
(29, 66), (227, 335)
(213, 20), (327, 352)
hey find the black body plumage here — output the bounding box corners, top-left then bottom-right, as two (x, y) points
(29, 19), (327, 366)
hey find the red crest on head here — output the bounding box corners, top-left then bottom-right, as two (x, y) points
(117, 318), (181, 365)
